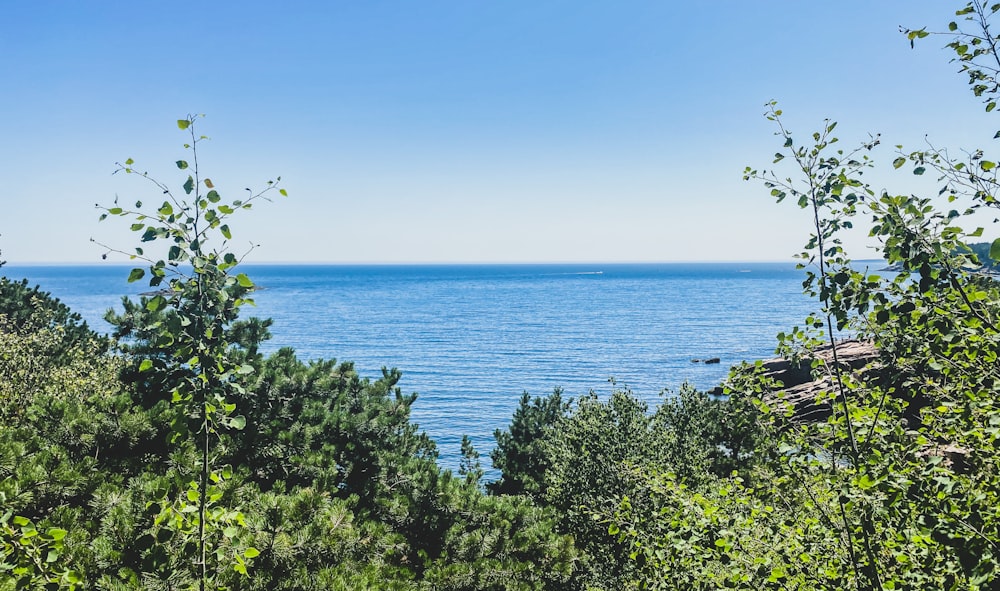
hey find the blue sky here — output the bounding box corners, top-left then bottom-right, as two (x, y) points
(2, 1), (996, 263)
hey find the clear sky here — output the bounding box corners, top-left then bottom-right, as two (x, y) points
(2, 1), (997, 263)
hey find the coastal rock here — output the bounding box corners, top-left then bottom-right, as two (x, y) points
(751, 339), (969, 472)
(709, 339), (970, 473)
(757, 340), (878, 423)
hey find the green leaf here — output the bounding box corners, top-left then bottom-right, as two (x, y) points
(177, 119), (190, 130)
(221, 224), (232, 239)
(236, 273), (254, 288)
(183, 176), (195, 195)
(146, 295), (167, 312)
(176, 160), (188, 170)
(230, 415), (247, 430)
(128, 268), (145, 283)
(139, 359), (153, 372)
(279, 188), (288, 197)
(244, 547), (260, 559)
(990, 237), (1000, 261)
(913, 166), (926, 175)
(982, 160), (996, 171)
(893, 157), (906, 169)
(207, 190), (221, 203)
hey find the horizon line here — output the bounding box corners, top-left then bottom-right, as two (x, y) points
(3, 258), (886, 266)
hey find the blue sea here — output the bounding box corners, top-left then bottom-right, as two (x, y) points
(3, 263), (826, 476)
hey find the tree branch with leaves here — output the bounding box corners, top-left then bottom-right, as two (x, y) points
(94, 115), (285, 590)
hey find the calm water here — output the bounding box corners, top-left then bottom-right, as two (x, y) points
(4, 263), (822, 475)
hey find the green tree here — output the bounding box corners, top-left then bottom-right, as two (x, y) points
(0, 283), (120, 591)
(488, 389), (571, 498)
(95, 114), (285, 589)
(652, 384), (765, 482)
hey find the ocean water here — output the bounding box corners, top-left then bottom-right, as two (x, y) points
(3, 262), (822, 475)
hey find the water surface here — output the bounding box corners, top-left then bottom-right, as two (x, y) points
(4, 262), (821, 474)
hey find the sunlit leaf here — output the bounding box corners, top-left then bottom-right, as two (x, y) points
(146, 295), (166, 312)
(991, 237), (1000, 261)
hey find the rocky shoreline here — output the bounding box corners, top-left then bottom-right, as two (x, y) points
(709, 340), (879, 423)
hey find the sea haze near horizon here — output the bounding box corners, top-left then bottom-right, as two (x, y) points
(3, 262), (830, 477)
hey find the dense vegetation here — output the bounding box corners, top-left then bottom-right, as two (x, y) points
(4, 2), (1000, 589)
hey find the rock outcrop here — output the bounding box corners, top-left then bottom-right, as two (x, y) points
(756, 339), (878, 423)
(715, 339), (969, 472)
